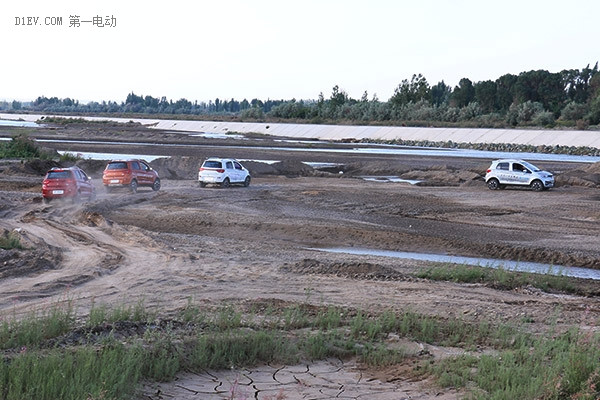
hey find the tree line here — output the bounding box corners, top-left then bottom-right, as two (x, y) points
(2, 64), (599, 129)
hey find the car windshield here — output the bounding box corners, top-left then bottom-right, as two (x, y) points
(46, 171), (71, 179)
(203, 160), (222, 168)
(107, 162), (128, 170)
(521, 161), (540, 172)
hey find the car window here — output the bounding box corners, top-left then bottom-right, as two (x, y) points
(522, 161), (540, 172)
(496, 162), (509, 170)
(513, 163), (526, 172)
(46, 171), (71, 179)
(234, 162), (243, 170)
(203, 160), (222, 168)
(79, 170), (89, 180)
(140, 162), (150, 171)
(226, 161), (234, 169)
(131, 161), (141, 170)
(107, 162), (128, 170)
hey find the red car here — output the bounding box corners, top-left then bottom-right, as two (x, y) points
(102, 159), (161, 193)
(42, 166), (96, 203)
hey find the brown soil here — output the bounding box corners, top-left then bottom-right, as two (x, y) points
(1, 123), (600, 399)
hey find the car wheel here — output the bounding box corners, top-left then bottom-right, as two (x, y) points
(43, 197), (51, 204)
(199, 182), (207, 188)
(487, 178), (500, 190)
(72, 191), (81, 204)
(530, 180), (544, 192)
(130, 179), (138, 194)
(243, 176), (251, 187)
(221, 178), (230, 188)
(152, 178), (161, 191)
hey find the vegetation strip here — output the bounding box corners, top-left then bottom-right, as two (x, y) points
(0, 299), (598, 399)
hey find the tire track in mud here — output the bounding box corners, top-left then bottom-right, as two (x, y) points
(0, 204), (178, 314)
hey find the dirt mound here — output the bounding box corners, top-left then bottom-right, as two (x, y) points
(556, 162), (600, 187)
(402, 169), (483, 187)
(0, 159), (61, 176)
(74, 159), (110, 178)
(0, 229), (63, 279)
(271, 160), (315, 176)
(282, 259), (408, 281)
(240, 161), (278, 176)
(149, 157), (203, 180)
(343, 161), (410, 176)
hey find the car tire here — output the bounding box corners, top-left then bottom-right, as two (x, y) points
(530, 180), (544, 192)
(487, 178), (500, 190)
(152, 178), (161, 191)
(243, 176), (251, 187)
(221, 178), (230, 188)
(72, 191), (81, 204)
(43, 197), (51, 204)
(199, 182), (207, 188)
(130, 179), (138, 194)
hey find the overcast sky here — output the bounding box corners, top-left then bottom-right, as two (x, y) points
(3, 0), (599, 104)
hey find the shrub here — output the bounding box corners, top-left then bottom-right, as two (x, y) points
(532, 111), (555, 127)
(0, 134), (41, 159)
(560, 101), (589, 121)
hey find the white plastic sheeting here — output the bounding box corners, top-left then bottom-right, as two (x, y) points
(3, 113), (600, 148)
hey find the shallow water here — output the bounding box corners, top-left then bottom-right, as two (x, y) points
(357, 176), (421, 184)
(308, 247), (600, 280)
(0, 119), (41, 127)
(58, 151), (168, 162)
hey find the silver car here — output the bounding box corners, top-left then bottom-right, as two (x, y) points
(198, 158), (251, 188)
(485, 159), (554, 191)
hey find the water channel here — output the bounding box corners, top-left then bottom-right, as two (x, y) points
(308, 247), (600, 280)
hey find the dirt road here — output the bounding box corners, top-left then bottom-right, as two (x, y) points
(1, 123), (599, 398)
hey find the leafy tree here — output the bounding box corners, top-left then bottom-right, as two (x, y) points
(562, 63), (599, 103)
(514, 70), (565, 114)
(495, 73), (517, 111)
(390, 74), (430, 107)
(329, 85), (349, 108)
(125, 92), (144, 105)
(451, 78), (475, 108)
(430, 81), (451, 107)
(587, 94), (600, 125)
(474, 80), (497, 113)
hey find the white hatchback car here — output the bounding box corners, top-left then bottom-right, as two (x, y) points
(485, 159), (554, 191)
(198, 158), (251, 188)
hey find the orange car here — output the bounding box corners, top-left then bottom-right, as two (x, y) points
(102, 159), (161, 193)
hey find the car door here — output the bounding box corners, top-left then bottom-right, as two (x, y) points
(131, 161), (148, 185)
(77, 170), (93, 198)
(233, 161), (245, 183)
(494, 162), (511, 184)
(140, 161), (154, 184)
(511, 162), (530, 184)
(225, 160), (237, 182)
